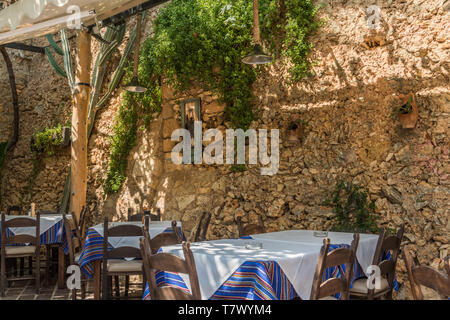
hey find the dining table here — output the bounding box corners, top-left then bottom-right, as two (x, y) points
(0, 214), (69, 288)
(77, 220), (183, 299)
(143, 229), (384, 300)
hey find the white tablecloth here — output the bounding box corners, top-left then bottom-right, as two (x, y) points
(3, 215), (63, 237)
(92, 221), (182, 249)
(161, 230), (379, 300)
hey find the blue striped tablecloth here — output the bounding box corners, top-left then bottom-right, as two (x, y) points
(0, 217), (66, 246)
(78, 226), (184, 278)
(142, 243), (398, 300)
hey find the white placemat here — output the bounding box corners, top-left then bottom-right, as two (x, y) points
(161, 230), (379, 300)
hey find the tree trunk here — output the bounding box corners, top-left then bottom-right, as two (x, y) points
(70, 31), (91, 222)
(0, 45), (19, 151)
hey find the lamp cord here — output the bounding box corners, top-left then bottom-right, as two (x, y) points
(253, 0), (261, 45)
(133, 12), (143, 77)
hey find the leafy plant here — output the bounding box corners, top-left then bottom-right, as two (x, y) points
(323, 180), (379, 234)
(31, 124), (67, 156)
(398, 95), (413, 114)
(104, 0), (322, 194)
(230, 164), (247, 173)
(261, 0), (322, 81)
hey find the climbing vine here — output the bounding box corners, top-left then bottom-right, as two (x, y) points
(104, 0), (321, 193)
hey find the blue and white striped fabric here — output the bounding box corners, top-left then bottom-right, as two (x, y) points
(0, 218), (66, 246)
(78, 226), (184, 278)
(142, 243), (399, 300)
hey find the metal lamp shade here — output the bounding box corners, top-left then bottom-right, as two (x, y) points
(124, 76), (147, 93)
(242, 44), (273, 65)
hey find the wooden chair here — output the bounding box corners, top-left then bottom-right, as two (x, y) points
(350, 224), (404, 300)
(6, 205), (22, 215)
(193, 211), (211, 242)
(38, 210), (61, 285)
(236, 215), (266, 238)
(1, 212), (41, 296)
(63, 212), (89, 299)
(71, 206), (88, 242)
(101, 217), (145, 300)
(127, 209), (161, 222)
(143, 220), (183, 255)
(120, 220), (182, 297)
(310, 233), (360, 300)
(5, 205), (30, 277)
(403, 245), (450, 300)
(127, 208), (143, 222)
(112, 215), (151, 297)
(140, 237), (201, 300)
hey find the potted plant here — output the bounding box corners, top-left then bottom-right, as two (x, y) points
(397, 93), (418, 129)
(287, 119), (306, 143)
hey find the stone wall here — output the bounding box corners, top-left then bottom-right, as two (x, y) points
(0, 0), (448, 299)
(144, 0), (450, 299)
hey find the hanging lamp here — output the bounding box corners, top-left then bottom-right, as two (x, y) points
(242, 0), (273, 65)
(124, 12), (147, 93)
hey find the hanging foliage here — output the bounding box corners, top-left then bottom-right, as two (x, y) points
(104, 0), (322, 193)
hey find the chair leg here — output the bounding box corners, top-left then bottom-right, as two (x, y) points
(19, 258), (24, 277)
(36, 251), (41, 294)
(125, 276), (129, 297)
(28, 257), (33, 275)
(45, 245), (50, 286)
(81, 278), (86, 300)
(101, 272), (107, 300)
(142, 274), (146, 296)
(114, 276), (120, 297)
(14, 258), (18, 277)
(108, 276), (113, 299)
(1, 256), (6, 297)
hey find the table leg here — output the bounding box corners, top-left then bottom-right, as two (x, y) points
(58, 246), (65, 289)
(94, 260), (101, 300)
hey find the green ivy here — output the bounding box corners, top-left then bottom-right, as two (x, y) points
(323, 180), (379, 234)
(31, 124), (66, 156)
(104, 0), (321, 194)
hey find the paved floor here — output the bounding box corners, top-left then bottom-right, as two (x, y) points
(0, 275), (144, 300)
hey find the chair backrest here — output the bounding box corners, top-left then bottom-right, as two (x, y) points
(143, 221), (183, 255)
(70, 206), (89, 242)
(140, 237), (201, 300)
(38, 210), (58, 215)
(193, 211), (211, 242)
(6, 205), (22, 215)
(236, 215), (266, 238)
(310, 233), (360, 300)
(150, 209), (162, 222)
(370, 224), (404, 295)
(102, 217), (143, 268)
(63, 212), (82, 265)
(1, 212), (40, 247)
(127, 208), (143, 222)
(403, 245), (450, 300)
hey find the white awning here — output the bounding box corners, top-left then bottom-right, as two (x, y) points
(0, 0), (154, 44)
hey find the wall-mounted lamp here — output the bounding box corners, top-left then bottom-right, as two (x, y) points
(242, 0), (273, 65)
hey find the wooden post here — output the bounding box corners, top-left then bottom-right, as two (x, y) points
(30, 203), (35, 217)
(70, 30), (91, 222)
